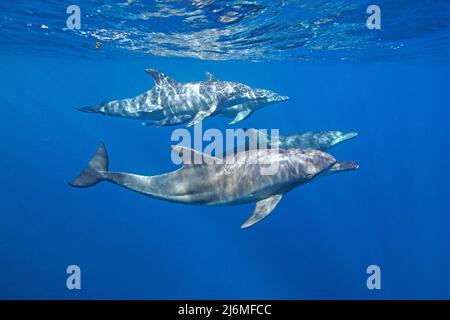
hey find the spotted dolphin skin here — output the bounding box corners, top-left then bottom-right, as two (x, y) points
(69, 143), (358, 228)
(242, 129), (358, 151)
(76, 69), (289, 127)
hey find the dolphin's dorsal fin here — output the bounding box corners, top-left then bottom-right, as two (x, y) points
(205, 71), (217, 82)
(241, 194), (283, 229)
(171, 145), (221, 166)
(145, 69), (177, 86)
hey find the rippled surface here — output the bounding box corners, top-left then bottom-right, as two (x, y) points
(1, 0), (450, 61)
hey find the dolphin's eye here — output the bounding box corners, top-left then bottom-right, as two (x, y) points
(306, 173), (313, 179)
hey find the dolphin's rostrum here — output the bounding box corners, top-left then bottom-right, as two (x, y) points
(76, 69), (289, 127)
(70, 143), (358, 228)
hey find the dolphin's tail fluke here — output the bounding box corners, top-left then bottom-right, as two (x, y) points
(69, 143), (109, 188)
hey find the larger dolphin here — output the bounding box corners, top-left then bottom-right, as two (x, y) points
(69, 143), (358, 228)
(76, 70), (289, 127)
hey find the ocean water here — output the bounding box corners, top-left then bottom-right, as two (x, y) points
(1, 0), (450, 299)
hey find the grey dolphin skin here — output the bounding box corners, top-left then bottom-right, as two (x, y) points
(241, 129), (358, 151)
(69, 143), (358, 229)
(76, 69), (289, 127)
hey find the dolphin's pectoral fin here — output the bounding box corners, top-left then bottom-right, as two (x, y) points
(241, 194), (283, 229)
(229, 109), (252, 125)
(144, 69), (178, 86)
(186, 104), (218, 127)
(205, 71), (217, 82)
(171, 145), (221, 166)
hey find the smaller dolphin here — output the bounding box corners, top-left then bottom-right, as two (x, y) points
(76, 69), (288, 127)
(241, 129), (358, 151)
(69, 143), (358, 229)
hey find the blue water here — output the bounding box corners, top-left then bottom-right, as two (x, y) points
(1, 1), (450, 299)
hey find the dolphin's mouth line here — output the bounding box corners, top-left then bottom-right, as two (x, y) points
(343, 132), (358, 140)
(332, 132), (358, 145)
(254, 95), (289, 102)
(241, 95), (290, 105)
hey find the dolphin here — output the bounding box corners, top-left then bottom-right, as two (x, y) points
(76, 69), (289, 127)
(240, 129), (358, 151)
(69, 143), (358, 228)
